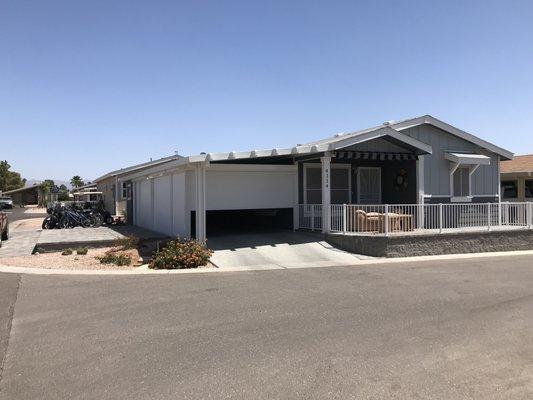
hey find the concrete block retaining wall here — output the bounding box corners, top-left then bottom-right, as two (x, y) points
(326, 230), (533, 258)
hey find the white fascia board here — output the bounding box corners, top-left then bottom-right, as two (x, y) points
(201, 147), (297, 162)
(444, 152), (491, 165)
(93, 156), (181, 182)
(326, 126), (433, 155)
(118, 158), (191, 182)
(208, 164), (296, 172)
(386, 130), (433, 154)
(392, 115), (514, 160)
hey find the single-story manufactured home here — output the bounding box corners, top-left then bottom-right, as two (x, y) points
(501, 154), (533, 202)
(111, 115), (519, 244)
(93, 155), (180, 219)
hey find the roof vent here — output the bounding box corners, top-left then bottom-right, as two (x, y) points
(383, 120), (395, 126)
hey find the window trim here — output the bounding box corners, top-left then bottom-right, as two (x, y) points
(449, 162), (477, 202)
(303, 163), (351, 204)
(121, 182), (128, 200)
(356, 167), (382, 204)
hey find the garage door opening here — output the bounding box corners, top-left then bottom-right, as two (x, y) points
(191, 208), (293, 237)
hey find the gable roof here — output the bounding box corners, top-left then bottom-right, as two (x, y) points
(299, 115), (512, 160)
(501, 154), (533, 174)
(391, 115), (513, 160)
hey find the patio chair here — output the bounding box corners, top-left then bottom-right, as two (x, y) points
(351, 209), (384, 233)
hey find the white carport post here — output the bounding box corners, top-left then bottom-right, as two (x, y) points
(321, 153), (331, 233)
(195, 163), (207, 242)
(114, 175), (120, 215)
(416, 155), (425, 229)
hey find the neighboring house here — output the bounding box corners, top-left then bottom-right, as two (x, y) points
(71, 183), (101, 202)
(93, 155), (181, 216)
(1, 185), (57, 205)
(501, 154), (533, 202)
(112, 115), (513, 241)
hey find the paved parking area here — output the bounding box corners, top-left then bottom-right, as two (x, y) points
(0, 231), (41, 257)
(0, 214), (167, 258)
(209, 231), (373, 270)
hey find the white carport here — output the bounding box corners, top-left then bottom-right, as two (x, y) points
(123, 161), (298, 242)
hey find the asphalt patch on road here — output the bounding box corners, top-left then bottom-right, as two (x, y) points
(0, 273), (20, 385)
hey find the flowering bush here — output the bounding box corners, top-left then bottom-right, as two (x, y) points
(149, 238), (213, 269)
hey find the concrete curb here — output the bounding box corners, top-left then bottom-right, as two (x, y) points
(1, 250), (533, 276)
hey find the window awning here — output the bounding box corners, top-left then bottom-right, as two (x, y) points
(444, 152), (491, 165)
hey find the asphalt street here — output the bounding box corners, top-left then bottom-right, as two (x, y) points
(0, 255), (532, 399)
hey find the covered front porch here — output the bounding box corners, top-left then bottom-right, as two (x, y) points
(293, 125), (430, 235)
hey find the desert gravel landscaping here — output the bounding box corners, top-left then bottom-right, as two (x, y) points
(0, 246), (142, 270)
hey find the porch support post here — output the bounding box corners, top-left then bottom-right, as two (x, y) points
(114, 175), (120, 215)
(195, 163), (207, 242)
(293, 162), (299, 231)
(416, 155), (425, 229)
(321, 153), (331, 233)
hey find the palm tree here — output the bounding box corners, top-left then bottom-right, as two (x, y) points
(70, 176), (85, 188)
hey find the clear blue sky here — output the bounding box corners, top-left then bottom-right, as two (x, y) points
(1, 0), (532, 182)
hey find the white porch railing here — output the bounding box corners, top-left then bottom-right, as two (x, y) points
(298, 202), (533, 235)
(298, 204), (323, 231)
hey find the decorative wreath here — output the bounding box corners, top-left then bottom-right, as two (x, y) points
(394, 169), (409, 191)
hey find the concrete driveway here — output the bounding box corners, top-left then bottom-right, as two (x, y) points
(208, 231), (372, 270)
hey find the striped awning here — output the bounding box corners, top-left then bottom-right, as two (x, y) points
(335, 151), (418, 161)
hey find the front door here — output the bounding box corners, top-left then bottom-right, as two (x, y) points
(357, 167), (381, 203)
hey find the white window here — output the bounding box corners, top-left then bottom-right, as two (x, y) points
(121, 182), (128, 200)
(303, 164), (351, 204)
(357, 167), (381, 204)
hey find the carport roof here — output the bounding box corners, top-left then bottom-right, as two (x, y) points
(117, 126), (433, 181)
(2, 185), (41, 195)
(187, 125), (432, 163)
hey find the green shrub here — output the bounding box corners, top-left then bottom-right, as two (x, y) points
(149, 238), (212, 269)
(96, 251), (132, 266)
(76, 247), (88, 255)
(61, 248), (73, 256)
(113, 236), (140, 250)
